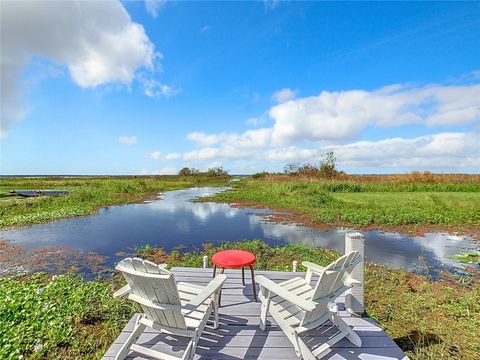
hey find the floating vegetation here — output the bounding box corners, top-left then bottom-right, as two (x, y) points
(0, 240), (107, 277)
(447, 252), (480, 265)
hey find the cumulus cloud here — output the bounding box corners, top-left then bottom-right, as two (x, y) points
(185, 80), (480, 150)
(269, 83), (480, 144)
(179, 132), (480, 172)
(272, 88), (298, 103)
(186, 129), (273, 149)
(118, 136), (137, 145)
(147, 151), (181, 160)
(1, 0), (157, 137)
(329, 132), (480, 170)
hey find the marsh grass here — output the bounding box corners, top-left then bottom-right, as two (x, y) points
(135, 239), (339, 271)
(365, 265), (480, 359)
(267, 172), (480, 185)
(208, 179), (480, 227)
(0, 176), (229, 229)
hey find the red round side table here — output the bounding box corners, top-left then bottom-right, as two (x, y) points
(211, 250), (257, 304)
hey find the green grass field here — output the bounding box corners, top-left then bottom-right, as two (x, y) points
(208, 179), (480, 229)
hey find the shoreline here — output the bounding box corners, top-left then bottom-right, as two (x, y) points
(200, 197), (480, 240)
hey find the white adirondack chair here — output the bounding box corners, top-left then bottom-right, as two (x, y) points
(256, 251), (363, 360)
(113, 258), (227, 360)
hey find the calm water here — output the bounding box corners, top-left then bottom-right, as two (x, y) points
(0, 187), (478, 277)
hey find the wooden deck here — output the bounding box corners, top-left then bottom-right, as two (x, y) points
(103, 267), (408, 360)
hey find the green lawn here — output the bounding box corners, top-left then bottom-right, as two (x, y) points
(208, 179), (480, 228)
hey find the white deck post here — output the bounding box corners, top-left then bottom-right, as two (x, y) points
(202, 256), (208, 269)
(292, 260), (298, 272)
(345, 232), (364, 315)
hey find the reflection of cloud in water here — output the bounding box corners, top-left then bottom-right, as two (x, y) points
(256, 221), (479, 274)
(255, 218), (344, 250)
(148, 188), (241, 223)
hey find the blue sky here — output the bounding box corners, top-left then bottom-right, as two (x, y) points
(1, 1), (479, 175)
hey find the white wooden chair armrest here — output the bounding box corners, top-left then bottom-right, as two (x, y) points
(113, 284), (131, 299)
(345, 277), (362, 287)
(126, 292), (182, 311)
(302, 261), (326, 274)
(182, 274), (227, 314)
(256, 275), (316, 312)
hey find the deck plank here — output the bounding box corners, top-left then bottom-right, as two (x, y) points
(102, 267), (407, 360)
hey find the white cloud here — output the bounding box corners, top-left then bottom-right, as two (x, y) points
(118, 135), (137, 145)
(186, 132), (226, 147)
(147, 151), (181, 160)
(186, 129), (273, 149)
(272, 88), (297, 103)
(269, 83), (480, 144)
(1, 0), (157, 137)
(144, 0), (166, 18)
(183, 147), (253, 161)
(186, 80), (480, 150)
(165, 153), (181, 160)
(139, 75), (180, 97)
(329, 132), (480, 170)
(178, 131), (479, 172)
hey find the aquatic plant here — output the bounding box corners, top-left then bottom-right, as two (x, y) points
(447, 252), (480, 265)
(0, 273), (136, 359)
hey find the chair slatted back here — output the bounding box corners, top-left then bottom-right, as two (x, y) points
(302, 251), (361, 326)
(116, 258), (187, 330)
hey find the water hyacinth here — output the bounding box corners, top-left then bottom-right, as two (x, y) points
(0, 273), (137, 359)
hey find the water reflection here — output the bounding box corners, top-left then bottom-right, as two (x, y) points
(0, 187), (478, 277)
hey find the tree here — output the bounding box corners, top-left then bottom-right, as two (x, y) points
(318, 151), (338, 178)
(283, 161), (301, 174)
(178, 167), (199, 176)
(206, 167), (229, 177)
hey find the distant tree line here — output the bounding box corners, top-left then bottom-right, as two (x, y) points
(252, 151), (343, 179)
(178, 166), (229, 177)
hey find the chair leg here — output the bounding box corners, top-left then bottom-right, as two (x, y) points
(114, 316), (146, 360)
(250, 265), (257, 302)
(259, 294), (270, 331)
(332, 312), (362, 347)
(294, 332), (317, 360)
(212, 296), (220, 329)
(188, 332), (200, 360)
